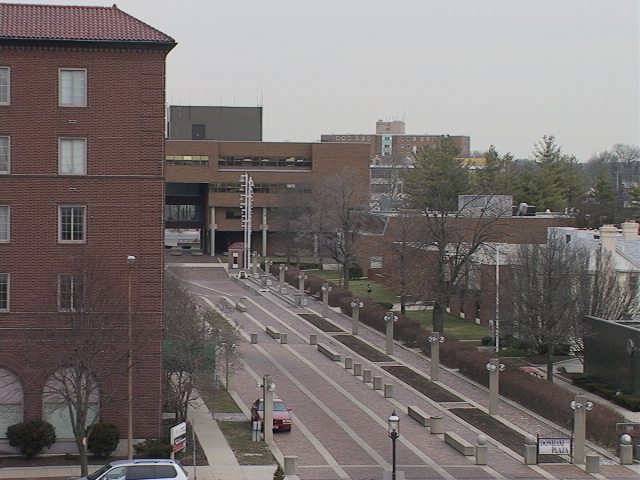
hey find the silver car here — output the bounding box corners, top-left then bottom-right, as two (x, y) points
(80, 458), (188, 480)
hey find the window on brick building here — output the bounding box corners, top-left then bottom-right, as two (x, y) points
(0, 274), (8, 311)
(59, 138), (86, 175)
(370, 255), (383, 269)
(58, 273), (85, 311)
(43, 368), (98, 439)
(0, 368), (23, 437)
(58, 206), (86, 242)
(0, 206), (8, 242)
(0, 136), (9, 173)
(59, 69), (86, 107)
(0, 68), (9, 105)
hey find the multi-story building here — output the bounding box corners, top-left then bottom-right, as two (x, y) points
(0, 3), (175, 452)
(320, 120), (471, 158)
(165, 140), (370, 256)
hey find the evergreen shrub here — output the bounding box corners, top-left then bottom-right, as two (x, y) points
(6, 420), (56, 459)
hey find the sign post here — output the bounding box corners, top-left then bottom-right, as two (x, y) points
(170, 422), (187, 459)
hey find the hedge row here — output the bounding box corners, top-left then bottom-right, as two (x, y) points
(573, 376), (640, 412)
(275, 265), (627, 448)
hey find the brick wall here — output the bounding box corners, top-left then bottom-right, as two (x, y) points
(0, 44), (166, 439)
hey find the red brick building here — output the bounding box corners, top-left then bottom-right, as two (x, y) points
(0, 3), (175, 452)
(320, 120), (471, 159)
(362, 213), (576, 324)
(165, 140), (371, 256)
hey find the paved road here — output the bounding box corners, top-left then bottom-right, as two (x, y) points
(173, 263), (639, 480)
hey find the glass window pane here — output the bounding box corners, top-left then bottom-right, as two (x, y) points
(0, 68), (9, 105)
(60, 138), (86, 175)
(0, 273), (9, 310)
(0, 206), (8, 241)
(0, 137), (9, 173)
(43, 403), (98, 440)
(59, 69), (86, 107)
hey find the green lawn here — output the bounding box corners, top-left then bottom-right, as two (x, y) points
(405, 310), (488, 342)
(305, 269), (488, 342)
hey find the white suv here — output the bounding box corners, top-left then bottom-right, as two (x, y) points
(81, 458), (189, 480)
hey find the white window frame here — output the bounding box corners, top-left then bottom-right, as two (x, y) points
(58, 206), (86, 243)
(0, 273), (9, 311)
(0, 136), (10, 173)
(59, 138), (86, 175)
(0, 205), (8, 242)
(0, 67), (9, 105)
(59, 68), (87, 107)
(58, 273), (85, 311)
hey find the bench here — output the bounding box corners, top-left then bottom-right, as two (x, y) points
(266, 326), (281, 340)
(444, 431), (474, 456)
(317, 343), (341, 361)
(407, 406), (430, 427)
(519, 366), (546, 379)
(236, 297), (248, 312)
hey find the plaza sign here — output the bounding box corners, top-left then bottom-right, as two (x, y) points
(538, 437), (571, 455)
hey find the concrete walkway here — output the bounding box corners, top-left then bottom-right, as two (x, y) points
(0, 399), (277, 480)
(186, 395), (279, 480)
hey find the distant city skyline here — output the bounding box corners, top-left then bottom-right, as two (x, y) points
(14, 0), (640, 161)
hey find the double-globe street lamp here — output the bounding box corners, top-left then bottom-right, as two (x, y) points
(388, 411), (400, 480)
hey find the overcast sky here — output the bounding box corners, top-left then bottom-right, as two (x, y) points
(18, 0), (640, 161)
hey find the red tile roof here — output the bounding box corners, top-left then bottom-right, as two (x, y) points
(0, 3), (175, 44)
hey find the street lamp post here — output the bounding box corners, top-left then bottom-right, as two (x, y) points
(485, 358), (505, 415)
(297, 273), (307, 294)
(321, 283), (332, 318)
(126, 255), (136, 460)
(570, 394), (593, 464)
(278, 264), (288, 292)
(428, 333), (445, 381)
(262, 375), (276, 444)
(384, 313), (398, 355)
(350, 300), (364, 335)
(388, 411), (400, 480)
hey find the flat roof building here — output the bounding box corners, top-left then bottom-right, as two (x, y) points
(320, 120), (471, 158)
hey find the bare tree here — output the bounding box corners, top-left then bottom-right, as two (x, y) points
(299, 169), (370, 288)
(163, 273), (241, 422)
(403, 138), (511, 332)
(271, 187), (313, 264)
(35, 257), (130, 476)
(506, 232), (639, 381)
(383, 212), (430, 314)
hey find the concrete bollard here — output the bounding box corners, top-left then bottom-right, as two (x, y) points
(363, 369), (372, 383)
(523, 435), (537, 465)
(429, 416), (443, 434)
(384, 384), (393, 398)
(283, 455), (297, 475)
(344, 357), (353, 369)
(475, 435), (488, 465)
(309, 334), (317, 345)
(620, 445), (633, 465)
(250, 333), (258, 344)
(280, 333), (288, 344)
(373, 376), (382, 390)
(585, 454), (599, 473)
(353, 363), (362, 376)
